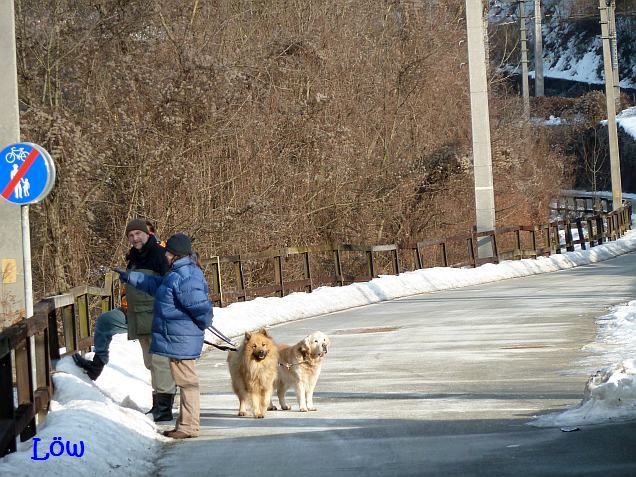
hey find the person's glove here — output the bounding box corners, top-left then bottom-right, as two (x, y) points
(113, 267), (129, 283)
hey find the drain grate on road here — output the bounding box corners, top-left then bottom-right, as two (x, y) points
(332, 326), (400, 335)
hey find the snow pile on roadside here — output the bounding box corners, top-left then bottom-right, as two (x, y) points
(531, 208), (636, 427)
(533, 300), (636, 427)
(0, 336), (163, 476)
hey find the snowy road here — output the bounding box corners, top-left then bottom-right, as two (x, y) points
(159, 253), (636, 476)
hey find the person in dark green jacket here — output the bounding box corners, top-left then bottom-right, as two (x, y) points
(74, 219), (176, 421)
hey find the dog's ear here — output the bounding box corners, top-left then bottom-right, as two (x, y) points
(259, 328), (269, 337)
(244, 331), (252, 341)
(299, 337), (310, 357)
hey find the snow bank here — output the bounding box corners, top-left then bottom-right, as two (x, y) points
(533, 299), (636, 427)
(207, 227), (636, 341)
(0, 336), (164, 476)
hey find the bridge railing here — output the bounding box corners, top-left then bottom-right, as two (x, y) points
(0, 274), (117, 457)
(202, 202), (632, 307)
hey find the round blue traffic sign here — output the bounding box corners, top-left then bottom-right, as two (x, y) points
(0, 142), (56, 205)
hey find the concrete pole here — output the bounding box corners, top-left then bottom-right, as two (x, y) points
(519, 0), (530, 117)
(534, 0), (544, 96)
(599, 0), (622, 210)
(608, 0), (621, 111)
(465, 0), (495, 258)
(0, 0), (26, 323)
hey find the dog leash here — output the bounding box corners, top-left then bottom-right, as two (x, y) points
(279, 359), (307, 369)
(205, 325), (238, 352)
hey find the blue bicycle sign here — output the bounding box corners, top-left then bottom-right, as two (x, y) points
(0, 142), (56, 205)
(5, 146), (29, 164)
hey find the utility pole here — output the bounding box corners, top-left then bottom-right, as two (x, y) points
(519, 0), (530, 117)
(534, 0), (544, 96)
(599, 0), (622, 210)
(465, 0), (495, 258)
(608, 0), (620, 111)
(0, 0), (25, 323)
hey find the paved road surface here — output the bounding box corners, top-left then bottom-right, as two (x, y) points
(158, 252), (636, 476)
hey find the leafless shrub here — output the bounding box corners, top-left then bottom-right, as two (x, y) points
(13, 0), (576, 299)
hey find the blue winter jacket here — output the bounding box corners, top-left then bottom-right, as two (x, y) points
(126, 255), (213, 359)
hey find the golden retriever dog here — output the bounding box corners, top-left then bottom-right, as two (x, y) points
(227, 329), (279, 418)
(270, 331), (330, 412)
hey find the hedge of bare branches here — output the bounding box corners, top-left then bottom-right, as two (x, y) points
(15, 0), (573, 298)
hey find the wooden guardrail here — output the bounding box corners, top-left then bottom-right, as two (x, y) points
(202, 201), (632, 307)
(0, 274), (117, 457)
(0, 198), (632, 456)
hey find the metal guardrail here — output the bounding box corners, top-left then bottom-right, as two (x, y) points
(0, 198), (632, 456)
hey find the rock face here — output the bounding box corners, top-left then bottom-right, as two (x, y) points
(490, 0), (636, 91)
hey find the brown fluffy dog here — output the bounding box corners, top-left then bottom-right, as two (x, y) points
(270, 331), (330, 412)
(227, 329), (279, 418)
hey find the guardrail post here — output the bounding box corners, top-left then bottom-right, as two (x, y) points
(0, 338), (16, 456)
(366, 250), (375, 279)
(531, 226), (538, 254)
(587, 218), (596, 247)
(415, 243), (423, 270)
(62, 304), (77, 353)
(78, 294), (90, 341)
(234, 258), (245, 302)
(102, 272), (114, 313)
(614, 213), (620, 239)
(554, 223), (562, 254)
(47, 305), (61, 361)
(274, 254), (284, 297)
(597, 215), (605, 244)
(209, 257), (222, 306)
(333, 245), (344, 286)
(565, 220), (574, 252)
(467, 236), (476, 267)
(440, 242), (448, 267)
(303, 252), (312, 292)
(15, 339), (35, 441)
(34, 330), (50, 422)
(392, 248), (399, 275)
(576, 218), (586, 250)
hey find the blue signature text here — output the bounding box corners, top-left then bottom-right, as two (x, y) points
(31, 437), (85, 461)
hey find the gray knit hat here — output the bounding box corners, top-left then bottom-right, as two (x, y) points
(165, 233), (192, 256)
(125, 218), (149, 235)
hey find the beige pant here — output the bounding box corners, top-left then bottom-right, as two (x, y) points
(170, 359), (200, 437)
(139, 336), (176, 394)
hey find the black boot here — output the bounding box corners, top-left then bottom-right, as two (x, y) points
(153, 393), (175, 422)
(146, 392), (158, 416)
(72, 353), (105, 380)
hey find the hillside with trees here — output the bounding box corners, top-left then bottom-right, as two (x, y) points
(16, 0), (578, 298)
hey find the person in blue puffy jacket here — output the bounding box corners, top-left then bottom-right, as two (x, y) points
(116, 233), (212, 439)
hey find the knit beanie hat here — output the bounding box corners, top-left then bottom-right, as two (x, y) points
(165, 233), (192, 256)
(125, 219), (149, 235)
